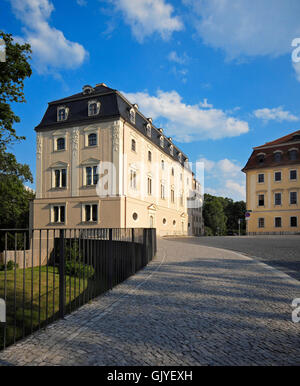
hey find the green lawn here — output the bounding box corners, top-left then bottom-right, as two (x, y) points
(0, 265), (88, 349)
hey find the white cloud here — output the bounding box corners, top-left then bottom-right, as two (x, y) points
(197, 157), (245, 201)
(168, 51), (189, 65)
(293, 61), (300, 82)
(184, 0), (300, 80)
(254, 107), (299, 122)
(199, 98), (213, 108)
(10, 0), (88, 73)
(109, 0), (183, 42)
(123, 89), (249, 142)
(184, 0), (300, 58)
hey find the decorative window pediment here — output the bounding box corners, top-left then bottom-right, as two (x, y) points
(81, 158), (100, 166)
(88, 100), (101, 116)
(57, 106), (69, 122)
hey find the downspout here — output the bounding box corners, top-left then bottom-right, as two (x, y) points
(123, 120), (127, 229)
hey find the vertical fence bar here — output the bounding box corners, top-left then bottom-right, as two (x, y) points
(3, 232), (8, 349)
(13, 233), (17, 344)
(59, 229), (65, 319)
(22, 232), (26, 338)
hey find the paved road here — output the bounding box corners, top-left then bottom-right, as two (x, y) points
(168, 236), (300, 282)
(0, 238), (300, 366)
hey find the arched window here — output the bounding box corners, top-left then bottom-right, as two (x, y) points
(289, 149), (298, 161)
(57, 137), (65, 150)
(131, 139), (136, 152)
(274, 152), (282, 162)
(88, 133), (97, 146)
(257, 153), (265, 164)
(160, 136), (164, 148)
(57, 106), (68, 121)
(148, 151), (152, 162)
(129, 108), (136, 124)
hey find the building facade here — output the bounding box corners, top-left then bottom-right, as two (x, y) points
(242, 130), (300, 235)
(32, 83), (203, 237)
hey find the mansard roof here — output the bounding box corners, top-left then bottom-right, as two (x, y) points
(242, 130), (300, 172)
(35, 83), (189, 166)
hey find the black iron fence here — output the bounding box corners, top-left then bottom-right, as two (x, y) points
(0, 227), (156, 351)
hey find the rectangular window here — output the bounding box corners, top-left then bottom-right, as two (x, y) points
(52, 205), (65, 223)
(171, 189), (175, 203)
(130, 170), (137, 189)
(161, 184), (165, 200)
(84, 204), (98, 222)
(258, 174), (264, 183)
(290, 192), (298, 205)
(54, 169), (67, 188)
(275, 172), (282, 181)
(290, 170), (297, 180)
(258, 194), (265, 206)
(258, 218), (265, 228)
(147, 177), (152, 195)
(275, 217), (282, 228)
(86, 166), (98, 186)
(274, 193), (282, 206)
(291, 217), (298, 227)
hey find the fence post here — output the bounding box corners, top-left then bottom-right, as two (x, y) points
(143, 228), (148, 266)
(131, 229), (135, 274)
(108, 229), (113, 289)
(59, 229), (65, 319)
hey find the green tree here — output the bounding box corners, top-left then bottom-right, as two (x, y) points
(203, 194), (227, 235)
(0, 31), (33, 233)
(0, 31), (32, 149)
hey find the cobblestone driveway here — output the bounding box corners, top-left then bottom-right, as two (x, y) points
(1, 238), (300, 366)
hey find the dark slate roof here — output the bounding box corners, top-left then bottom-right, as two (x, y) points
(35, 84), (189, 166)
(242, 131), (300, 172)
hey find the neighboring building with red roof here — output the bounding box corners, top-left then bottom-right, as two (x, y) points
(242, 131), (300, 234)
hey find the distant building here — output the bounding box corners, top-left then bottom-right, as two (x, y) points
(32, 83), (203, 236)
(242, 130), (300, 235)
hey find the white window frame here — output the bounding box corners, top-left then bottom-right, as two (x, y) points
(274, 171), (282, 182)
(130, 169), (137, 190)
(52, 168), (67, 189)
(88, 100), (100, 117)
(160, 136), (164, 148)
(84, 127), (99, 148)
(57, 106), (69, 122)
(146, 123), (151, 138)
(53, 131), (67, 152)
(258, 173), (265, 183)
(85, 165), (99, 187)
(147, 176), (152, 196)
(129, 108), (136, 124)
(258, 218), (265, 228)
(82, 203), (99, 223)
(51, 204), (66, 224)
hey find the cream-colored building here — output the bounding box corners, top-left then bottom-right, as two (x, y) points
(242, 130), (300, 235)
(32, 83), (203, 237)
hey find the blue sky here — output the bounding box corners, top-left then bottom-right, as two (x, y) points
(2, 0), (300, 200)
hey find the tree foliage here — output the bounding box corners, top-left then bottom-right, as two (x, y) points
(203, 194), (246, 236)
(0, 31), (33, 230)
(0, 31), (32, 149)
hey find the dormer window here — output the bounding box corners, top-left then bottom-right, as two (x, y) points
(57, 106), (69, 122)
(170, 145), (174, 156)
(289, 149), (298, 161)
(274, 151), (282, 163)
(88, 100), (100, 116)
(129, 108), (136, 124)
(146, 123), (151, 138)
(83, 85), (94, 95)
(160, 136), (164, 148)
(257, 153), (265, 164)
(178, 152), (182, 163)
(57, 137), (65, 150)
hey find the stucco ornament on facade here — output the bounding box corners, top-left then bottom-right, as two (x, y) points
(112, 121), (121, 152)
(71, 128), (79, 156)
(36, 134), (42, 160)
